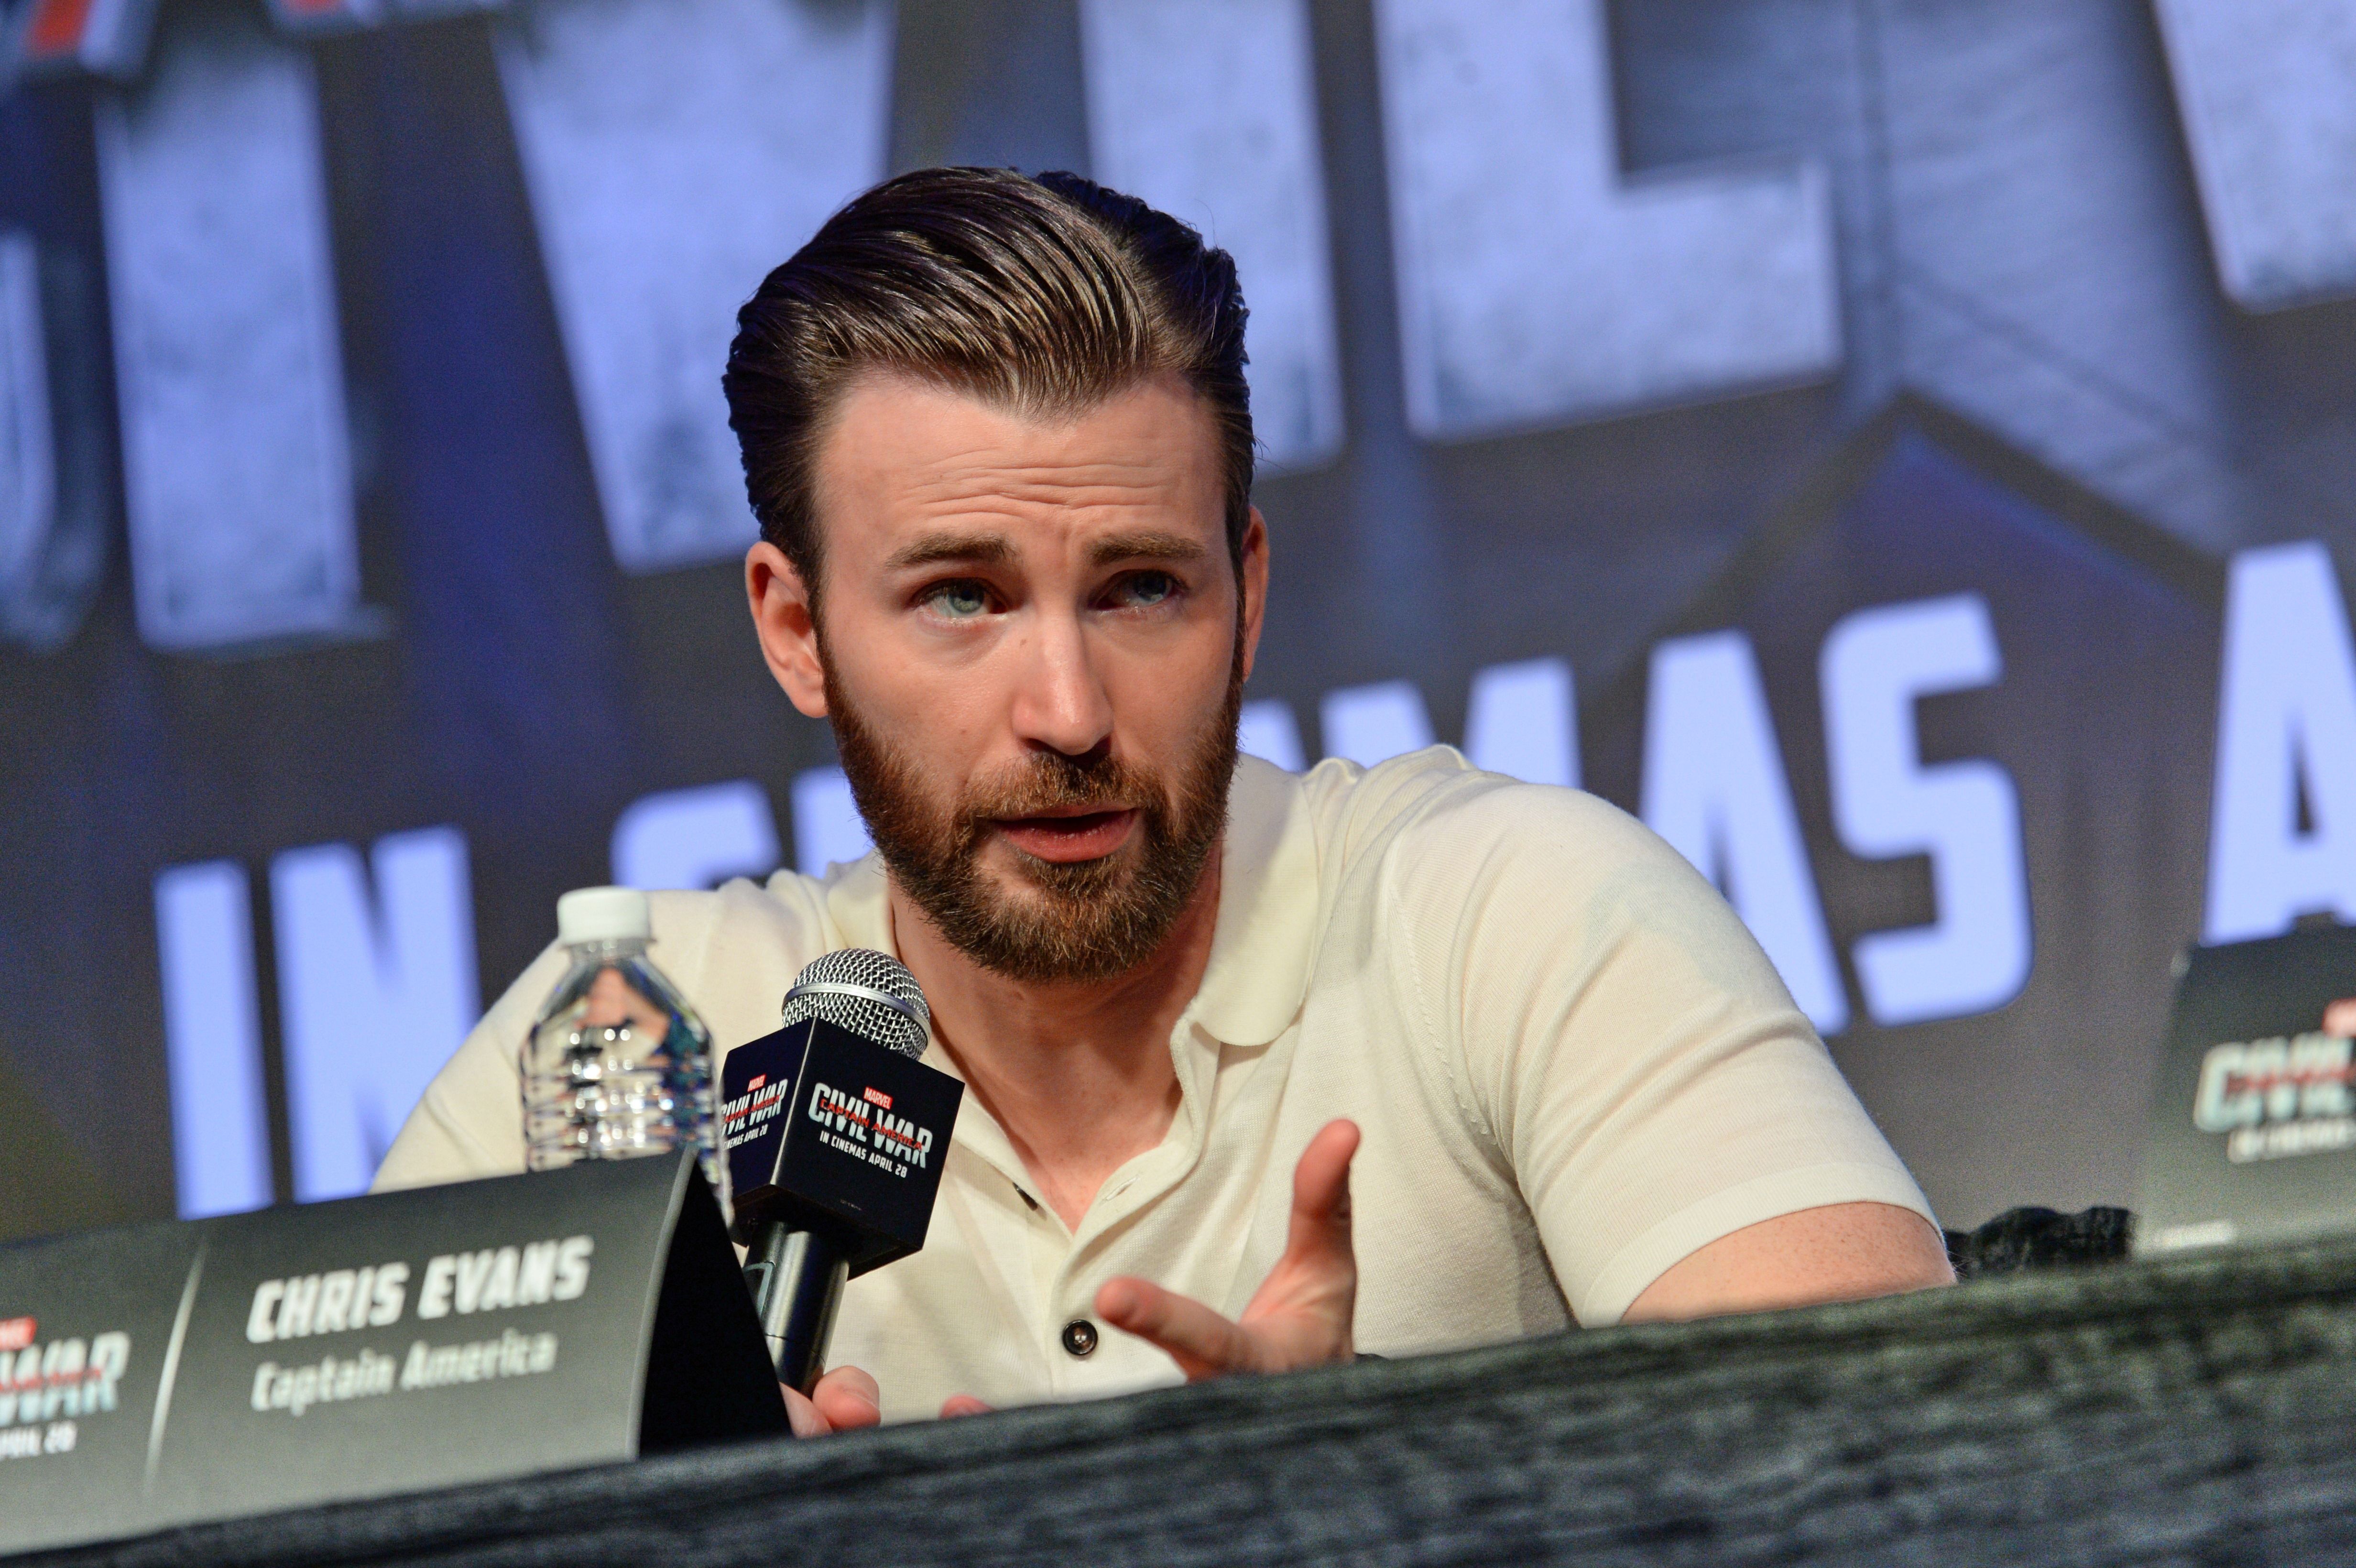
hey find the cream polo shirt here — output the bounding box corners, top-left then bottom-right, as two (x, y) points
(375, 748), (1932, 1423)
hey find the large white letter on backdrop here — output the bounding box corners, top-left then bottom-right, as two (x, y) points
(1239, 698), (1307, 772)
(611, 779), (780, 892)
(0, 232), (56, 644)
(1370, 0), (1839, 440)
(1463, 657), (1579, 789)
(2155, 0), (2356, 311)
(154, 860), (273, 1219)
(791, 765), (874, 876)
(95, 1), (360, 650)
(2205, 542), (2356, 941)
(1320, 680), (1434, 769)
(1642, 631), (1848, 1035)
(493, 0), (892, 572)
(1078, 0), (1343, 471)
(1821, 594), (2031, 1026)
(272, 828), (480, 1202)
(1317, 659), (1579, 788)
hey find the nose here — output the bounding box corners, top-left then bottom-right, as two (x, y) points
(1007, 605), (1114, 760)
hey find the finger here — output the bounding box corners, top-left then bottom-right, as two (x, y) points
(782, 1384), (828, 1439)
(1096, 1275), (1259, 1381)
(939, 1394), (994, 1418)
(1285, 1119), (1361, 1264)
(810, 1364), (882, 1431)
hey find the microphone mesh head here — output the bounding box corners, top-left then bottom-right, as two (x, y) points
(780, 948), (931, 1059)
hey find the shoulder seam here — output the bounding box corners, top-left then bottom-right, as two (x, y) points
(1385, 838), (1510, 1169)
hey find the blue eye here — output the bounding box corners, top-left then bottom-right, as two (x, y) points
(926, 581), (989, 619)
(1118, 571), (1177, 608)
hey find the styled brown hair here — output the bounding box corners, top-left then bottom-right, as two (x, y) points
(722, 167), (1254, 598)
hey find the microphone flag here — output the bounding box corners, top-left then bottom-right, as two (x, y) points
(721, 1015), (962, 1277)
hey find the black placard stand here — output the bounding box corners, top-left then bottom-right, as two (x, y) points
(0, 1153), (784, 1557)
(637, 1165), (791, 1452)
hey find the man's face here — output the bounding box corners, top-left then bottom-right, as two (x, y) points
(748, 372), (1266, 983)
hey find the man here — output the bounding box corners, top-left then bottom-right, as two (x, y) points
(376, 168), (1952, 1435)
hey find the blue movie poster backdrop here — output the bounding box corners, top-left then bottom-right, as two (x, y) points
(4, 0), (2356, 1241)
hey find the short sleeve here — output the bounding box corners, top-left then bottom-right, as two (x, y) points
(1383, 771), (1934, 1327)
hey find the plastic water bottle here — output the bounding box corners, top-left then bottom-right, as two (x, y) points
(523, 887), (717, 1185)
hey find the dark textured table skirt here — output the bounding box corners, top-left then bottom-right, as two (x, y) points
(29, 1231), (2356, 1566)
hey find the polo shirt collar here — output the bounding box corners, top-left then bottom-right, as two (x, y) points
(1188, 755), (1319, 1047)
(817, 861), (977, 1098)
(820, 849), (894, 957)
(811, 752), (1320, 1050)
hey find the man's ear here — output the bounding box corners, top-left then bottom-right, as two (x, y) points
(745, 542), (830, 718)
(1237, 506), (1270, 684)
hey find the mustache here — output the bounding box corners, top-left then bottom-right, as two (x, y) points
(958, 751), (1156, 826)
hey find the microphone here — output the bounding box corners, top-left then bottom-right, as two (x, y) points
(721, 950), (963, 1395)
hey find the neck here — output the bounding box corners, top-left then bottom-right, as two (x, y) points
(888, 849), (1224, 1230)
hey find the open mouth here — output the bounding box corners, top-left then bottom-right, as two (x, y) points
(991, 806), (1138, 864)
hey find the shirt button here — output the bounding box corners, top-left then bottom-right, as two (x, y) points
(1060, 1318), (1099, 1358)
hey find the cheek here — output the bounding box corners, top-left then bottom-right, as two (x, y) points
(1105, 637), (1235, 751)
(827, 619), (1012, 764)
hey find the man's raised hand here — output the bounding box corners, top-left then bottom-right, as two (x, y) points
(782, 1364), (883, 1437)
(1094, 1119), (1361, 1379)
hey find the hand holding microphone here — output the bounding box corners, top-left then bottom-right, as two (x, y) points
(785, 1364), (882, 1437)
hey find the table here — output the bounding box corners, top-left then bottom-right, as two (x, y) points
(27, 1232), (2356, 1566)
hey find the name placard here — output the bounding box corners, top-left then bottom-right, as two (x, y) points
(0, 1153), (785, 1557)
(2139, 924), (2356, 1255)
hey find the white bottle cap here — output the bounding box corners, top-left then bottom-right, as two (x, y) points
(556, 886), (651, 946)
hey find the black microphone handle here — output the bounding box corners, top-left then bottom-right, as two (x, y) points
(742, 1221), (850, 1396)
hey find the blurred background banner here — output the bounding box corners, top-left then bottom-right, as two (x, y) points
(5, 0), (2356, 1248)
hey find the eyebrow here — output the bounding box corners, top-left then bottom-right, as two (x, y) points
(1085, 532), (1209, 568)
(883, 533), (1017, 571)
(883, 530), (1210, 572)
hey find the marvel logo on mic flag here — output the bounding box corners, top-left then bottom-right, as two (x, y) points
(721, 1017), (962, 1275)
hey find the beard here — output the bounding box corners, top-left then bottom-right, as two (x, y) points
(825, 646), (1243, 985)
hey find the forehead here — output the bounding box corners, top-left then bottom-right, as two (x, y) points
(809, 372), (1225, 565)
